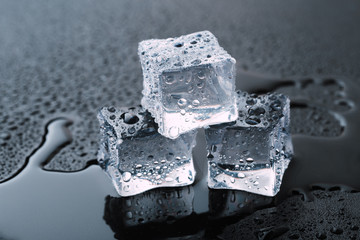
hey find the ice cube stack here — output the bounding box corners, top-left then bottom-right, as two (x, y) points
(97, 30), (293, 197)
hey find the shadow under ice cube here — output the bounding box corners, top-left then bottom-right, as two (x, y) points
(205, 91), (293, 196)
(97, 106), (197, 197)
(138, 30), (238, 139)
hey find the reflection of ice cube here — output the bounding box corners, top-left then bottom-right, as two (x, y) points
(97, 106), (197, 197)
(205, 91), (293, 196)
(138, 31), (238, 139)
(103, 187), (205, 239)
(209, 189), (273, 219)
(104, 186), (194, 228)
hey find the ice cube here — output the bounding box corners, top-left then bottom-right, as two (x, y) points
(205, 91), (293, 196)
(138, 30), (238, 139)
(97, 106), (197, 197)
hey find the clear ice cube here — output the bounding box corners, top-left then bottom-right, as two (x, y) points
(97, 106), (197, 197)
(205, 91), (293, 196)
(138, 30), (238, 139)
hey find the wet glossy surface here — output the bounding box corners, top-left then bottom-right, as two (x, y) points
(1, 1), (360, 239)
(1, 72), (360, 239)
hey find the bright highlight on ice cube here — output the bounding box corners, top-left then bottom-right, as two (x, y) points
(97, 30), (293, 197)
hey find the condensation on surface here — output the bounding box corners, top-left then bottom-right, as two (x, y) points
(251, 77), (354, 137)
(219, 186), (360, 240)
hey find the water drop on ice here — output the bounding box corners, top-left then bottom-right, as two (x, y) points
(122, 172), (132, 182)
(177, 98), (187, 108)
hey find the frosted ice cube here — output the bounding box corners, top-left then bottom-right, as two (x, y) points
(205, 91), (293, 196)
(97, 106), (197, 197)
(138, 30), (238, 139)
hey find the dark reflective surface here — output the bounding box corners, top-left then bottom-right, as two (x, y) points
(103, 187), (207, 240)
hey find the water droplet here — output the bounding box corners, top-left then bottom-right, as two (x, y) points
(0, 132), (10, 140)
(238, 173), (246, 178)
(107, 107), (116, 113)
(121, 113), (139, 124)
(174, 42), (183, 47)
(187, 85), (194, 93)
(165, 177), (173, 182)
(125, 211), (133, 219)
(165, 75), (175, 84)
(197, 70), (205, 79)
(248, 107), (265, 116)
(125, 199), (132, 207)
(180, 109), (186, 115)
(246, 157), (254, 162)
(122, 172), (132, 182)
(177, 98), (187, 108)
(168, 126), (179, 138)
(128, 127), (136, 134)
(211, 145), (217, 152)
(123, 185), (130, 192)
(242, 150), (250, 156)
(191, 59), (201, 65)
(192, 99), (200, 106)
(246, 98), (256, 105)
(135, 164), (142, 169)
(197, 82), (205, 88)
(245, 117), (261, 125)
(270, 100), (282, 111)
